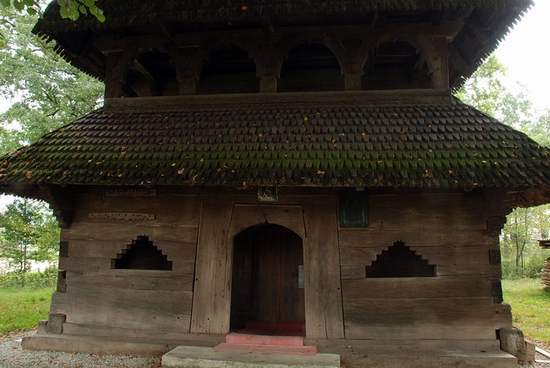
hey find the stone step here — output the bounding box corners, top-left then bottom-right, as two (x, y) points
(162, 346), (340, 368)
(341, 347), (518, 368)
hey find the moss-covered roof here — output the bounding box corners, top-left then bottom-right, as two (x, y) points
(1, 91), (548, 193)
(33, 0), (534, 89)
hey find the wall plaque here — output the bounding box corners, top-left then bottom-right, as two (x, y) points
(257, 187), (278, 202)
(105, 189), (157, 197)
(89, 213), (156, 221)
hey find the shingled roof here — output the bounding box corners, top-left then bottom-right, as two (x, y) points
(1, 91), (549, 198)
(34, 0), (533, 33)
(33, 0), (533, 89)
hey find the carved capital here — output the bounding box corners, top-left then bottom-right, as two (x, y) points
(260, 75), (278, 93)
(345, 72), (362, 91)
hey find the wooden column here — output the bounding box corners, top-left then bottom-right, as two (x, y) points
(345, 72), (362, 91)
(432, 36), (449, 90)
(104, 52), (124, 98)
(303, 201), (345, 339)
(260, 75), (278, 93)
(190, 201), (233, 334)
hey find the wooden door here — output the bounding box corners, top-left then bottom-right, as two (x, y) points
(231, 224), (304, 330)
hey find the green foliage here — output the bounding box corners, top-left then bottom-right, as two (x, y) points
(522, 111), (550, 147)
(503, 279), (550, 343)
(456, 54), (533, 129)
(0, 0), (103, 21)
(457, 55), (550, 280)
(502, 247), (548, 279)
(58, 0), (104, 22)
(0, 8), (104, 154)
(500, 205), (550, 279)
(0, 198), (60, 273)
(0, 7), (101, 276)
(0, 266), (57, 288)
(457, 54), (550, 149)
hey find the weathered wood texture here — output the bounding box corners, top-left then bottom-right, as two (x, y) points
(344, 298), (511, 340)
(190, 200), (234, 334)
(231, 225), (305, 327)
(191, 201), (345, 338)
(303, 201), (345, 339)
(542, 258), (550, 288)
(338, 191), (510, 340)
(51, 188), (509, 343)
(52, 192), (200, 338)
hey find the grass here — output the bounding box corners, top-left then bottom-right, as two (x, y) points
(0, 288), (53, 336)
(502, 278), (550, 344)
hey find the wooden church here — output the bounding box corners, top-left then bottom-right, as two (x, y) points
(1, 0), (550, 366)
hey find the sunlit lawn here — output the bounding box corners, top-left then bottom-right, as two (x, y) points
(503, 278), (550, 344)
(0, 288), (53, 336)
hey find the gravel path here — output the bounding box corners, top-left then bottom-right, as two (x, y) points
(0, 331), (161, 368)
(2, 330), (550, 367)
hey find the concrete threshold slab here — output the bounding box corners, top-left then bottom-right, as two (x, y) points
(162, 346), (341, 368)
(342, 347), (518, 368)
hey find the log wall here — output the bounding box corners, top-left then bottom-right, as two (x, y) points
(339, 190), (512, 340)
(49, 187), (512, 342)
(52, 191), (200, 340)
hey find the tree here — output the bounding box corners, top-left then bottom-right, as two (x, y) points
(457, 54), (550, 278)
(456, 54), (533, 129)
(0, 198), (60, 273)
(0, 0), (103, 21)
(0, 6), (104, 154)
(521, 110), (550, 147)
(0, 6), (102, 273)
(500, 206), (550, 278)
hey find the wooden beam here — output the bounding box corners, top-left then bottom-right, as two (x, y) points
(93, 23), (463, 54)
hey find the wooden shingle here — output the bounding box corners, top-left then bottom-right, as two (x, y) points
(1, 92), (548, 196)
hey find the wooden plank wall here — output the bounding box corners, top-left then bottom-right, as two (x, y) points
(339, 191), (512, 340)
(52, 191), (200, 339)
(49, 188), (510, 342)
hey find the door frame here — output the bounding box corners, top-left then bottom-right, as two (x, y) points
(191, 202), (344, 339)
(230, 223), (305, 329)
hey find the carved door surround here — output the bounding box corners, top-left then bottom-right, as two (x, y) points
(191, 201), (344, 339)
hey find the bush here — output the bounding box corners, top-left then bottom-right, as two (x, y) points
(0, 267), (57, 289)
(502, 248), (548, 280)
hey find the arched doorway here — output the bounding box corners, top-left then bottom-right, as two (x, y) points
(230, 224), (305, 334)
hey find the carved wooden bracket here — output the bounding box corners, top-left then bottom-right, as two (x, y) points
(484, 188), (515, 236)
(42, 186), (75, 229)
(415, 35), (449, 89)
(98, 23), (456, 98)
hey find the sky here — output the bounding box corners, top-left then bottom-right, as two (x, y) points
(494, 0), (550, 113)
(0, 2), (549, 209)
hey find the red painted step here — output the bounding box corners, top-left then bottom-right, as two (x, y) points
(242, 321), (306, 336)
(225, 332), (304, 346)
(213, 321), (317, 356)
